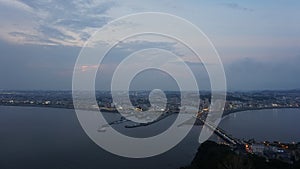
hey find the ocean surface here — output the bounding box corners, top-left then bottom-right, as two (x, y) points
(0, 106), (299, 169)
(219, 108), (300, 142)
(0, 106), (200, 169)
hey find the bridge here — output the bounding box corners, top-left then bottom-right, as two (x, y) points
(196, 116), (238, 145)
(179, 114), (245, 145)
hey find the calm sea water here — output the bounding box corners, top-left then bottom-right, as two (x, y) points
(219, 108), (300, 142)
(0, 106), (299, 169)
(0, 106), (200, 169)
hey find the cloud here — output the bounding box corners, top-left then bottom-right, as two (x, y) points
(115, 40), (178, 53)
(54, 17), (110, 30)
(225, 56), (300, 90)
(9, 32), (60, 45)
(0, 0), (33, 13)
(221, 2), (253, 12)
(1, 0), (117, 46)
(0, 40), (80, 90)
(79, 65), (99, 72)
(38, 25), (76, 41)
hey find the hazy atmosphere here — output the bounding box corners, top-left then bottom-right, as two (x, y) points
(1, 1), (300, 169)
(1, 0), (300, 90)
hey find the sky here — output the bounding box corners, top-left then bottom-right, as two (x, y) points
(0, 0), (300, 91)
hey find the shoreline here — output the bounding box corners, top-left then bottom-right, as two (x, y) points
(1, 104), (299, 115)
(222, 106), (300, 118)
(0, 104), (119, 113)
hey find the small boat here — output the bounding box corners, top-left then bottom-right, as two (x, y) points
(97, 127), (107, 132)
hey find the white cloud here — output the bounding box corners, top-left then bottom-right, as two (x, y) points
(0, 0), (116, 46)
(0, 0), (33, 13)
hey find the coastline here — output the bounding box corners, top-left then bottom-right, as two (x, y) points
(1, 104), (299, 116)
(0, 104), (119, 113)
(222, 106), (300, 119)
